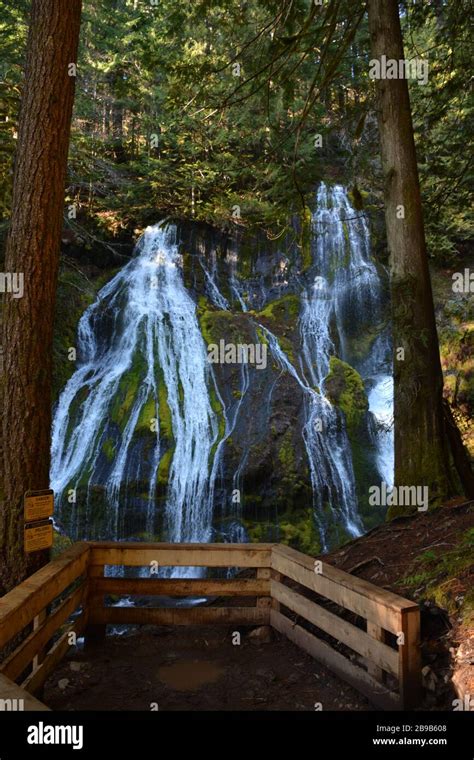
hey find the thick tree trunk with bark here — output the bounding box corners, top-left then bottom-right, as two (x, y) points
(367, 0), (468, 512)
(0, 0), (82, 593)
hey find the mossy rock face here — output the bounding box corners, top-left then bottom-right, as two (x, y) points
(345, 323), (385, 364)
(198, 308), (253, 347)
(244, 509), (321, 557)
(255, 294), (301, 364)
(258, 294), (300, 323)
(102, 437), (116, 462)
(325, 356), (368, 433)
(277, 513), (321, 556)
(157, 447), (173, 487)
(53, 271), (96, 401)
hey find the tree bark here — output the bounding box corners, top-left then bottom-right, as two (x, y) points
(0, 0), (82, 593)
(367, 0), (461, 512)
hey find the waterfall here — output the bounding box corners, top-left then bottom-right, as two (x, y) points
(314, 184), (393, 489)
(50, 183), (393, 555)
(293, 183), (389, 545)
(260, 320), (362, 549)
(51, 224), (220, 546)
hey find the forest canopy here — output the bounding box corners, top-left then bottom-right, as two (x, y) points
(0, 0), (472, 261)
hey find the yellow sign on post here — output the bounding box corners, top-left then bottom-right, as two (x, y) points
(24, 489), (54, 522)
(24, 520), (53, 553)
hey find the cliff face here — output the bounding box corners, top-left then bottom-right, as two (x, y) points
(51, 185), (392, 554)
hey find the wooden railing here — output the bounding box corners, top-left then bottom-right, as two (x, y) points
(270, 544), (421, 710)
(0, 543), (90, 695)
(0, 542), (421, 711)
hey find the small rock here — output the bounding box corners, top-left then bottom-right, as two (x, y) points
(248, 625), (273, 644)
(70, 662), (82, 672)
(58, 678), (69, 691)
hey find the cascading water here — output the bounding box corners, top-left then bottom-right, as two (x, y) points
(311, 184), (393, 490)
(51, 224), (220, 548)
(50, 182), (393, 555)
(295, 183), (393, 545)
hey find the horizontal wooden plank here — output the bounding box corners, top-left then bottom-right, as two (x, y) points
(271, 580), (398, 677)
(0, 673), (50, 711)
(274, 544), (416, 612)
(89, 606), (269, 627)
(90, 544), (272, 568)
(0, 543), (90, 649)
(271, 545), (413, 633)
(21, 613), (87, 696)
(271, 610), (400, 711)
(88, 542), (275, 551)
(92, 577), (269, 597)
(1, 582), (87, 682)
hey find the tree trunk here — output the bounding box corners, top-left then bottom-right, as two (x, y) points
(0, 0), (82, 593)
(367, 0), (461, 512)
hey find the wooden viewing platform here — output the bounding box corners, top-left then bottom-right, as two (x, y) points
(0, 542), (421, 711)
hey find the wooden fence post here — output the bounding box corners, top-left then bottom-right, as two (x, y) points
(256, 568), (271, 616)
(399, 606), (422, 709)
(270, 570), (282, 614)
(84, 563), (106, 648)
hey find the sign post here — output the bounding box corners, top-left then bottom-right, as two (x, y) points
(23, 489), (54, 554)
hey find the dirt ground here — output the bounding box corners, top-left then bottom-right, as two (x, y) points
(43, 624), (371, 711)
(323, 499), (473, 708)
(43, 500), (472, 712)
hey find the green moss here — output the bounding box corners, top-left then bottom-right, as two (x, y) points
(400, 529), (474, 625)
(102, 437), (116, 462)
(256, 295), (300, 364)
(255, 326), (269, 346)
(53, 267), (123, 401)
(243, 518), (273, 544)
(278, 428), (296, 471)
(110, 349), (147, 430)
(198, 308), (250, 346)
(209, 384), (226, 458)
(52, 271), (96, 400)
(157, 448), (173, 487)
(300, 206), (313, 273)
(258, 294), (300, 322)
(158, 379), (173, 439)
(136, 396), (158, 434)
(277, 515), (321, 557)
(325, 356), (368, 433)
(52, 531), (74, 559)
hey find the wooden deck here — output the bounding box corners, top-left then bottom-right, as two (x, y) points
(0, 542), (421, 711)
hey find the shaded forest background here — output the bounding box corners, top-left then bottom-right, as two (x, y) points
(0, 0), (472, 443)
